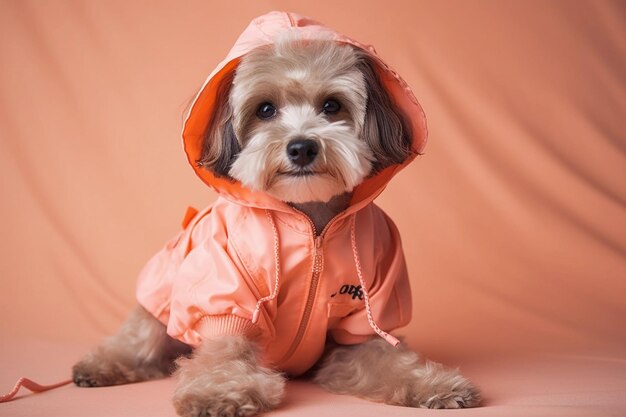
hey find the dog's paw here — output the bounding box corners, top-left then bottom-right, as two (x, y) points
(173, 392), (263, 417)
(408, 362), (481, 409)
(72, 360), (116, 387)
(174, 384), (286, 417)
(172, 368), (285, 417)
(72, 354), (136, 387)
(417, 381), (481, 409)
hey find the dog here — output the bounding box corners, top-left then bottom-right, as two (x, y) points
(72, 12), (480, 417)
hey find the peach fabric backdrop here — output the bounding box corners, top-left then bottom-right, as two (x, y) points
(1, 0), (625, 415)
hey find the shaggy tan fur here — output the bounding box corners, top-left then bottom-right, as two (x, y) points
(74, 308), (480, 413)
(314, 338), (481, 408)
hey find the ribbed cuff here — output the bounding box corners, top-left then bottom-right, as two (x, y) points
(196, 314), (254, 338)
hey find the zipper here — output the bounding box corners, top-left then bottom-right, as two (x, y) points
(277, 208), (344, 364)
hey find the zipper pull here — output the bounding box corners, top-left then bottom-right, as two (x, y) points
(315, 236), (323, 249)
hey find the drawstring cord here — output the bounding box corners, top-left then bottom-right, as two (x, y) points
(253, 210), (398, 347)
(251, 210), (281, 324)
(350, 215), (400, 347)
(0, 377), (71, 403)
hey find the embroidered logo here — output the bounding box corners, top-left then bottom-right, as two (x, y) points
(330, 284), (363, 300)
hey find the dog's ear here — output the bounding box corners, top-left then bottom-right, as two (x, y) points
(357, 54), (414, 172)
(196, 71), (241, 178)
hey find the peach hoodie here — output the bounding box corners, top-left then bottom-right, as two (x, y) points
(135, 11), (428, 376)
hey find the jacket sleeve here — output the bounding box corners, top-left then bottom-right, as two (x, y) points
(330, 209), (412, 345)
(136, 204), (264, 347)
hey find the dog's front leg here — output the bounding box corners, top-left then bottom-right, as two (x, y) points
(173, 335), (285, 417)
(313, 337), (481, 409)
(72, 305), (190, 387)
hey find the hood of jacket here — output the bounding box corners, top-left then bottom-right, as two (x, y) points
(181, 11), (428, 213)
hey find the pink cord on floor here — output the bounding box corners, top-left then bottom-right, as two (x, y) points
(0, 377), (71, 402)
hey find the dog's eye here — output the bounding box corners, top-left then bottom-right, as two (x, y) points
(322, 99), (341, 114)
(256, 102), (277, 120)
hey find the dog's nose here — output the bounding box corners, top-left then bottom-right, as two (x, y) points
(286, 139), (319, 167)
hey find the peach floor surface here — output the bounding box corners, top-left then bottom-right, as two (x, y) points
(1, 1), (625, 416)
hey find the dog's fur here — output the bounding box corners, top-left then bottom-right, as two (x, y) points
(73, 38), (480, 416)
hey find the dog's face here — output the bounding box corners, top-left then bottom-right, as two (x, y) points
(198, 38), (412, 203)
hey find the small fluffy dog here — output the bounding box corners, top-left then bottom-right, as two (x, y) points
(73, 13), (480, 417)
